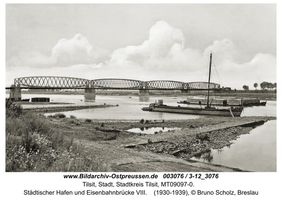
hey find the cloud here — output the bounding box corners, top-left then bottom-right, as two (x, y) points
(7, 51), (56, 67)
(109, 20), (204, 71)
(106, 21), (275, 88)
(108, 22), (239, 73)
(203, 38), (237, 64)
(52, 33), (94, 66)
(214, 53), (276, 88)
(8, 33), (107, 67)
(7, 21), (276, 88)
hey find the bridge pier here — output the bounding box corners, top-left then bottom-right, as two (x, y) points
(139, 89), (149, 102)
(9, 85), (21, 101)
(84, 87), (96, 102)
(181, 89), (190, 94)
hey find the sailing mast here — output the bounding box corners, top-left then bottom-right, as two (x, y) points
(206, 53), (212, 108)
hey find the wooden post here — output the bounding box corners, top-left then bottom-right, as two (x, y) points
(207, 53), (212, 108)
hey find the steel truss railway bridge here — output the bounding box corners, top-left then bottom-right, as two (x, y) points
(8, 76), (221, 101)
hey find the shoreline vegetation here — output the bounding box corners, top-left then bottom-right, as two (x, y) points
(6, 99), (275, 172)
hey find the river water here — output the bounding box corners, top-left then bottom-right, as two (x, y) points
(20, 94), (276, 171)
(192, 120), (276, 171)
(20, 94), (276, 120)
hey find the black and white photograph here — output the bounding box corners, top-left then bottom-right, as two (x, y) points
(5, 3), (276, 173)
(2, 2), (281, 199)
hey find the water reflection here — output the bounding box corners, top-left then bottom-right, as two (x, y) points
(241, 101), (276, 117)
(194, 150), (214, 162)
(201, 151), (213, 162)
(127, 127), (181, 134)
(139, 95), (150, 102)
(192, 120), (276, 171)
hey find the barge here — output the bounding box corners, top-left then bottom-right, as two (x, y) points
(142, 100), (243, 117)
(142, 53), (244, 117)
(178, 98), (266, 107)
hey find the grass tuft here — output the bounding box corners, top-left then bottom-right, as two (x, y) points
(6, 102), (97, 172)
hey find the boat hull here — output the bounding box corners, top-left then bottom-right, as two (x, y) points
(178, 100), (267, 107)
(142, 105), (243, 117)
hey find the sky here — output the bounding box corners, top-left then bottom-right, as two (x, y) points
(6, 4), (276, 89)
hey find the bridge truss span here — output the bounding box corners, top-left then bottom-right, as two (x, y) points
(187, 82), (221, 90)
(14, 76), (89, 89)
(90, 78), (142, 89)
(146, 80), (184, 90)
(11, 76), (221, 90)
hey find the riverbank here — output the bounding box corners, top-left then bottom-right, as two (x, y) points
(55, 115), (276, 171)
(22, 104), (118, 113)
(18, 90), (276, 100)
(6, 99), (275, 172)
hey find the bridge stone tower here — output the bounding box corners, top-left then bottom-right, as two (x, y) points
(139, 90), (150, 102)
(181, 83), (190, 94)
(84, 83), (96, 102)
(139, 82), (149, 101)
(9, 84), (21, 101)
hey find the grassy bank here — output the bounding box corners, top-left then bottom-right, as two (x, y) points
(6, 100), (98, 172)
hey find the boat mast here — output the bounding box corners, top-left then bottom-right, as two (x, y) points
(207, 53), (212, 108)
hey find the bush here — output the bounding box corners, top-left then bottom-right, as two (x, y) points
(49, 144), (97, 171)
(6, 132), (56, 171)
(6, 99), (22, 118)
(24, 113), (52, 135)
(52, 113), (66, 119)
(140, 119), (145, 124)
(6, 113), (51, 137)
(85, 119), (92, 123)
(68, 119), (81, 126)
(6, 117), (29, 137)
(6, 111), (58, 171)
(6, 106), (98, 171)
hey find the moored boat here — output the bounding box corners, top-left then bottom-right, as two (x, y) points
(142, 53), (244, 117)
(178, 99), (267, 107)
(142, 101), (243, 117)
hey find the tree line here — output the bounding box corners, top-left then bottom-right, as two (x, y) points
(242, 81), (276, 90)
